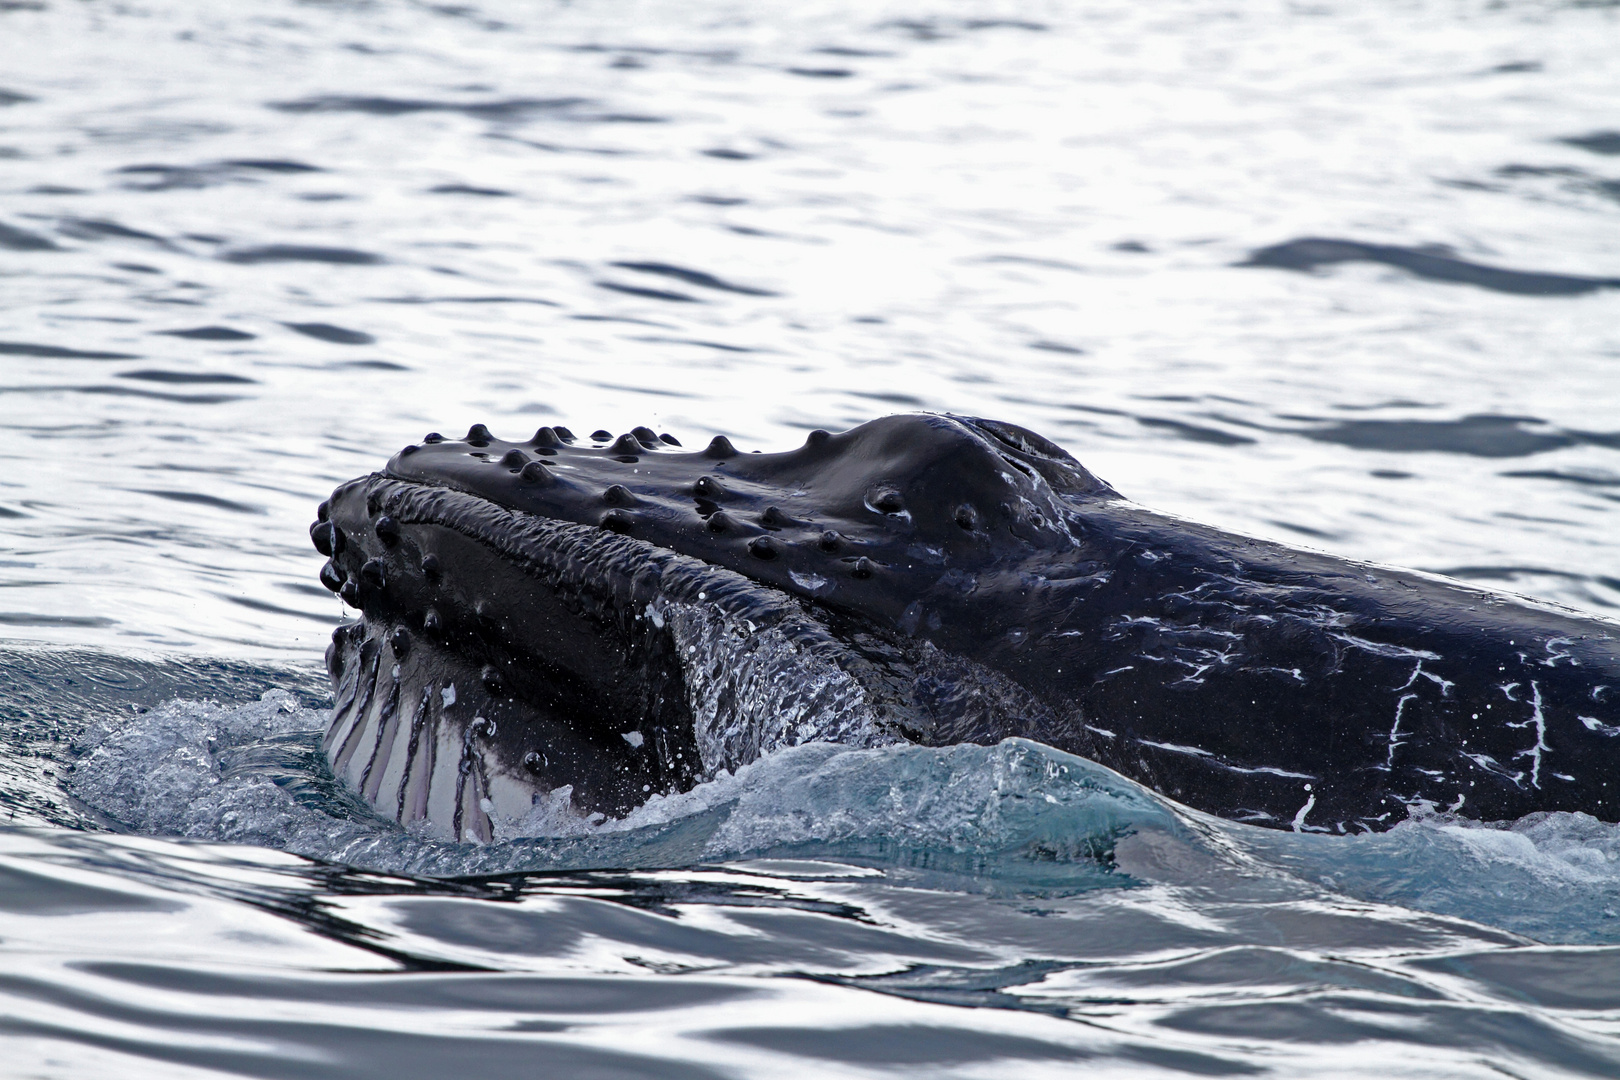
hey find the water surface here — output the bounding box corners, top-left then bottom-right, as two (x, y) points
(2, 1), (1619, 1076)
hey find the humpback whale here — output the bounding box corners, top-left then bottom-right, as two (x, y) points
(312, 414), (1620, 841)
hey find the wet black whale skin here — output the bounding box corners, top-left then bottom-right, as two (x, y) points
(317, 414), (1620, 833)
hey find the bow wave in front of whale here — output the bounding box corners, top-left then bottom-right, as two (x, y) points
(311, 414), (1620, 841)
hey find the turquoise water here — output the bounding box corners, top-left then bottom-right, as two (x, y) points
(3, 1), (1619, 1075)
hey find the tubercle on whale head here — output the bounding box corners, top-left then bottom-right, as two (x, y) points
(374, 414), (1121, 613)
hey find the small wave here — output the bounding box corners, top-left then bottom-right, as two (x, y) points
(1238, 809), (1620, 945)
(66, 693), (1183, 886)
(65, 693), (1620, 942)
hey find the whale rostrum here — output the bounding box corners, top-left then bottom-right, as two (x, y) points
(314, 414), (1620, 841)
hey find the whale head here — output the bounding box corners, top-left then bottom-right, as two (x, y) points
(313, 414), (1116, 839)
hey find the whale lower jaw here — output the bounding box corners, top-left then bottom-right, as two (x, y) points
(321, 475), (1051, 841)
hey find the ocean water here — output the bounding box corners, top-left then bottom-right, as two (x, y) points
(3, 1), (1620, 1076)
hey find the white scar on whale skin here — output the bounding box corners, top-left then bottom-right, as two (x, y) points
(1385, 693), (1420, 770)
(1397, 659), (1454, 697)
(1331, 633), (1440, 662)
(1541, 637), (1577, 667)
(1507, 680), (1549, 789)
(1291, 792), (1317, 832)
(1580, 715), (1620, 737)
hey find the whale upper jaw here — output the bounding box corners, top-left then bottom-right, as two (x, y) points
(377, 412), (1116, 626)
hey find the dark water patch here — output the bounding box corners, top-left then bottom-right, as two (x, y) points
(595, 280), (700, 303)
(374, 294), (558, 306)
(882, 17), (1048, 40)
(0, 341), (137, 360)
(277, 582), (334, 600)
(57, 218), (174, 246)
(1294, 414), (1620, 457)
(28, 185), (85, 195)
(851, 390), (928, 406)
(570, 314), (675, 327)
(271, 94), (602, 122)
(966, 19), (1049, 31)
(96, 963), (754, 1014)
(219, 245), (383, 265)
(214, 593), (338, 623)
(1494, 164), (1620, 205)
(115, 164), (219, 191)
(283, 322), (375, 345)
(59, 385), (249, 405)
(1560, 131), (1620, 156)
(1410, 949), (1620, 1011)
(1030, 340), (1085, 354)
(1497, 164), (1585, 178)
(0, 506), (27, 519)
(1501, 468), (1620, 487)
(427, 183), (512, 196)
(0, 613), (116, 628)
(816, 46), (896, 57)
(117, 370), (257, 385)
(1159, 999), (1620, 1074)
(0, 88), (34, 106)
(787, 67), (854, 78)
(333, 359), (410, 371)
(977, 254), (1087, 272)
(0, 221), (59, 251)
(1437, 178), (1502, 193)
(610, 261), (777, 296)
(112, 262), (161, 274)
(630, 335), (758, 353)
(1266, 519), (1344, 541)
(225, 158), (321, 173)
(708, 1024), (1088, 1066)
(157, 325), (255, 341)
(1488, 60), (1543, 74)
(1371, 469), (1414, 479)
(1137, 416), (1256, 446)
(0, 1010), (731, 1080)
(702, 147), (754, 160)
(0, 864), (180, 915)
(133, 490), (264, 515)
(584, 380), (699, 398)
(115, 159), (320, 192)
(689, 194), (747, 205)
(814, 959), (1073, 1016)
(1240, 237), (1620, 296)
